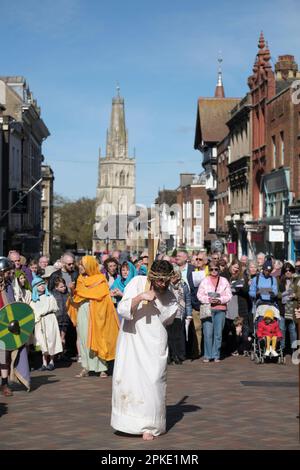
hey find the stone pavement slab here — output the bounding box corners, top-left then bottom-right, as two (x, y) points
(0, 356), (299, 450)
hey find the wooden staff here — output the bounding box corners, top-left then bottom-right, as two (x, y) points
(143, 216), (160, 304)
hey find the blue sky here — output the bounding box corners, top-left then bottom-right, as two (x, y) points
(1, 0), (300, 206)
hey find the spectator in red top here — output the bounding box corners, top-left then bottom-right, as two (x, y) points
(257, 310), (283, 357)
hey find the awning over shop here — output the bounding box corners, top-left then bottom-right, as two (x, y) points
(262, 168), (289, 194)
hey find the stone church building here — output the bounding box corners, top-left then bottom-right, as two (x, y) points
(93, 88), (136, 253)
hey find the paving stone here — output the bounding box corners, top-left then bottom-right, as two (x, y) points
(0, 356), (299, 450)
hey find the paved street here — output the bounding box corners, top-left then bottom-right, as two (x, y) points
(0, 355), (299, 450)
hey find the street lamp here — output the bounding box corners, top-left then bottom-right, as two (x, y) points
(105, 236), (109, 254)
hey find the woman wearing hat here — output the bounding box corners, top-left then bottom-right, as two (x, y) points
(30, 277), (62, 371)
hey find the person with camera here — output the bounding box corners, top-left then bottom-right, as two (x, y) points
(197, 261), (232, 363)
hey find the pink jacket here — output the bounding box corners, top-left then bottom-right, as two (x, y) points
(197, 276), (232, 307)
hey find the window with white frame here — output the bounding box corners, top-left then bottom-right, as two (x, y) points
(186, 226), (191, 246)
(265, 191), (285, 218)
(272, 136), (276, 168)
(280, 131), (284, 166)
(194, 225), (202, 247)
(41, 186), (46, 201)
(194, 199), (202, 218)
(186, 201), (192, 218)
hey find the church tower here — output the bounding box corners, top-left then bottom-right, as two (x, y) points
(93, 88), (136, 253)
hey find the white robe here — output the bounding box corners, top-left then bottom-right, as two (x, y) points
(31, 295), (63, 356)
(111, 276), (178, 436)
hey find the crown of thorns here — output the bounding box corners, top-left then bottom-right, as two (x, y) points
(147, 269), (175, 283)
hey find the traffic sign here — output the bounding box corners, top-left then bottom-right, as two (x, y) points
(289, 213), (300, 226)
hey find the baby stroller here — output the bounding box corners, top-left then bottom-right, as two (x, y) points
(250, 304), (286, 365)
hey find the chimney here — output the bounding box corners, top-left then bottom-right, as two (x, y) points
(275, 55), (300, 81)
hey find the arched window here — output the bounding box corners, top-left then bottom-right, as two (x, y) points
(126, 173), (129, 186)
(120, 171), (125, 186)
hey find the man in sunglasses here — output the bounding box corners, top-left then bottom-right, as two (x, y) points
(48, 252), (78, 293)
(192, 253), (209, 275)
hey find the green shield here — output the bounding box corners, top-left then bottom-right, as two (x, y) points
(0, 302), (34, 351)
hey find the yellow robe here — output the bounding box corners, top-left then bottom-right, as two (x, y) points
(67, 273), (119, 361)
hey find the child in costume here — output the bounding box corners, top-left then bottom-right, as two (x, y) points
(30, 277), (62, 371)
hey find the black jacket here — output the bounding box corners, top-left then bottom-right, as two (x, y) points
(229, 273), (251, 318)
(186, 264), (200, 311)
(48, 269), (79, 292)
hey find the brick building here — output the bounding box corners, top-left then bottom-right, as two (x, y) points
(248, 33), (276, 220)
(216, 135), (231, 248)
(155, 189), (177, 254)
(194, 64), (240, 251)
(246, 33), (276, 253)
(264, 55), (300, 258)
(0, 76), (50, 256)
(176, 173), (209, 251)
(227, 94), (253, 257)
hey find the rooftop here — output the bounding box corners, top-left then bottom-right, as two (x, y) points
(194, 97), (240, 148)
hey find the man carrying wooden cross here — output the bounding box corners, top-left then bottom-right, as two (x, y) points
(111, 259), (178, 441)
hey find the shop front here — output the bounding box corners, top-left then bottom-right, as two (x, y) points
(262, 168), (291, 260)
(289, 205), (300, 259)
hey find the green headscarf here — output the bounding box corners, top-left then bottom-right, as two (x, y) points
(15, 270), (32, 291)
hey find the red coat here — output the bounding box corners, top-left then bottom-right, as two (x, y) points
(257, 319), (283, 339)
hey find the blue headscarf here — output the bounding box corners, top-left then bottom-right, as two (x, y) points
(31, 276), (50, 302)
(138, 265), (147, 276)
(110, 262), (137, 293)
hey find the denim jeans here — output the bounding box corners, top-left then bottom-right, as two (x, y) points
(280, 317), (298, 350)
(202, 309), (226, 360)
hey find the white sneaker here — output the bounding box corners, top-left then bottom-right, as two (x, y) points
(271, 350), (279, 357)
(265, 349), (270, 357)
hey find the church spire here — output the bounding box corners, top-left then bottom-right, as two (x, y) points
(105, 86), (128, 160)
(214, 53), (225, 98)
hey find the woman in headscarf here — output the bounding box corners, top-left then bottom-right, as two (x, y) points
(67, 256), (119, 378)
(13, 270), (32, 304)
(110, 261), (137, 309)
